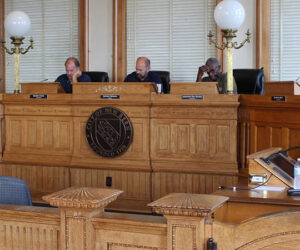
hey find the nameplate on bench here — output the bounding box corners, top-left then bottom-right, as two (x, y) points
(271, 96), (286, 102)
(30, 94), (48, 99)
(181, 95), (203, 100)
(101, 95), (120, 99)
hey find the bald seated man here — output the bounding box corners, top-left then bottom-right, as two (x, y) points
(124, 57), (162, 85)
(196, 57), (237, 94)
(55, 57), (91, 93)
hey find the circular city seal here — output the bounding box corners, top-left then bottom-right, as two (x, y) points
(86, 107), (133, 158)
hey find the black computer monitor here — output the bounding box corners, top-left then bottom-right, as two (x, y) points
(259, 151), (296, 187)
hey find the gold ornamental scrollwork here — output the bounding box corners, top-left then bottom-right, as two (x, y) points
(95, 85), (123, 93)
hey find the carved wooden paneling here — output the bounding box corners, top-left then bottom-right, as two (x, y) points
(0, 222), (59, 249)
(195, 125), (210, 153)
(151, 118), (238, 175)
(152, 172), (238, 199)
(4, 116), (73, 164)
(151, 119), (236, 160)
(95, 220), (167, 250)
(43, 120), (54, 147)
(216, 125), (230, 153)
(10, 119), (22, 146)
(27, 120), (37, 146)
(238, 121), (250, 170)
(5, 117), (72, 153)
(70, 168), (151, 200)
(0, 206), (60, 250)
(250, 123), (300, 161)
(0, 163), (70, 195)
(172, 224), (197, 249)
(3, 103), (73, 164)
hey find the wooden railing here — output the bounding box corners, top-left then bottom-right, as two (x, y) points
(0, 187), (228, 249)
(0, 205), (60, 249)
(1, 187), (300, 249)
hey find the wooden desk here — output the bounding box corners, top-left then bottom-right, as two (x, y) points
(264, 81), (294, 95)
(214, 188), (300, 223)
(238, 94), (300, 171)
(21, 82), (64, 94)
(0, 83), (240, 212)
(4, 88), (300, 212)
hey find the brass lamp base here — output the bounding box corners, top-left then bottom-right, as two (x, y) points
(208, 29), (251, 94)
(0, 36), (33, 94)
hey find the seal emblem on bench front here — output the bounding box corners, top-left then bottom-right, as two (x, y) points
(86, 107), (133, 158)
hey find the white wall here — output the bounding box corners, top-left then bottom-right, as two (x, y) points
(89, 0), (113, 79)
(88, 0), (256, 80)
(232, 0), (256, 68)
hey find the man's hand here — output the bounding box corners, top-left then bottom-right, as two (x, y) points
(72, 69), (82, 83)
(196, 65), (208, 82)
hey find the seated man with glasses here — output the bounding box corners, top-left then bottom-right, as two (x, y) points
(196, 57), (237, 94)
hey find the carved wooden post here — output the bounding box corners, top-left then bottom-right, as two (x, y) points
(43, 187), (123, 250)
(149, 193), (228, 250)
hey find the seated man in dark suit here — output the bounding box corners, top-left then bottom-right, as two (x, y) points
(196, 57), (237, 94)
(55, 57), (91, 93)
(124, 57), (162, 86)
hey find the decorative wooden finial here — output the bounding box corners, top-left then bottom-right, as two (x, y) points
(148, 193), (228, 217)
(42, 187), (123, 209)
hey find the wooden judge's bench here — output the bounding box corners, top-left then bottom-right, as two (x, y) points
(0, 81), (300, 213)
(0, 81), (239, 211)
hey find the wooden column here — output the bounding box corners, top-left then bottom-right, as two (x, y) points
(43, 187), (123, 250)
(113, 0), (127, 82)
(256, 0), (271, 80)
(149, 193), (228, 250)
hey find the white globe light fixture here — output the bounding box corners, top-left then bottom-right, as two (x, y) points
(208, 0), (250, 94)
(5, 11), (31, 37)
(0, 11), (34, 93)
(214, 0), (245, 30)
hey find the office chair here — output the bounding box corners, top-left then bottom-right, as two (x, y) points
(0, 176), (32, 206)
(233, 68), (265, 94)
(83, 71), (109, 82)
(152, 70), (170, 94)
